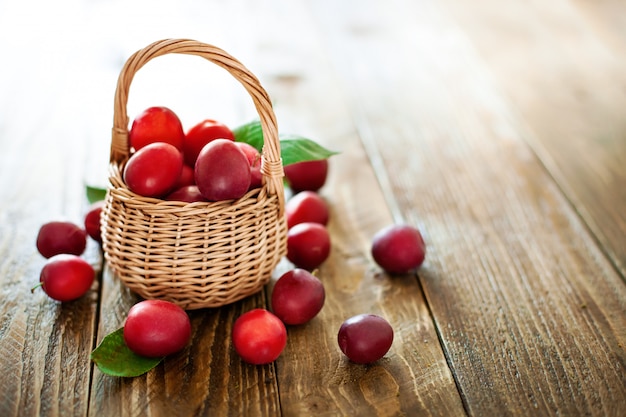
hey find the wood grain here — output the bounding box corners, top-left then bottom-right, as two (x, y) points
(308, 0), (626, 415)
(244, 1), (467, 415)
(0, 71), (103, 417)
(441, 0), (626, 277)
(1, 0), (625, 416)
(88, 267), (281, 417)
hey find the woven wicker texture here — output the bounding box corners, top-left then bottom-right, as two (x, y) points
(101, 39), (287, 310)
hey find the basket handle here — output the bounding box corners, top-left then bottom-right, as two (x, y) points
(110, 38), (284, 199)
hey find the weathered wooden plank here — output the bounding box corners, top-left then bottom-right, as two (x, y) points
(573, 0), (626, 51)
(244, 1), (467, 415)
(88, 266), (281, 417)
(0, 5), (110, 413)
(0, 50), (102, 417)
(308, 0), (626, 416)
(441, 0), (626, 277)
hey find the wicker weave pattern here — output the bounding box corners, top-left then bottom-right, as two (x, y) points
(101, 39), (287, 309)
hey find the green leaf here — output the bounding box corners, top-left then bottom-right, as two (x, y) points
(233, 120), (339, 166)
(233, 119), (264, 151)
(279, 136), (338, 166)
(86, 184), (107, 204)
(90, 328), (163, 377)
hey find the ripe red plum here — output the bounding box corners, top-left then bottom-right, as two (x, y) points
(123, 142), (183, 198)
(176, 164), (195, 188)
(371, 224), (425, 274)
(84, 201), (104, 244)
(232, 309), (287, 365)
(271, 269), (325, 325)
(284, 159), (328, 192)
(129, 106), (185, 152)
(184, 119), (235, 166)
(36, 221), (87, 258)
(286, 222), (331, 270)
(166, 185), (206, 203)
(234, 141), (262, 190)
(123, 300), (192, 358)
(194, 139), (251, 201)
(285, 191), (329, 229)
(338, 314), (394, 364)
(39, 254), (94, 302)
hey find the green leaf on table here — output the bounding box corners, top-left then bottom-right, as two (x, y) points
(90, 328), (163, 377)
(86, 184), (107, 204)
(279, 136), (339, 166)
(233, 119), (339, 166)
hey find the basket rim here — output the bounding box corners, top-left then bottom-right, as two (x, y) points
(106, 160), (271, 210)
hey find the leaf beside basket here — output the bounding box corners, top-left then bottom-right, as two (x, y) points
(91, 328), (164, 377)
(233, 119), (338, 165)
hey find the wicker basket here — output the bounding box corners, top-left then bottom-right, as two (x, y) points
(101, 39), (287, 310)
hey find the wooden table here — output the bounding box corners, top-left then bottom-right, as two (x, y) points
(1, 0), (624, 416)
